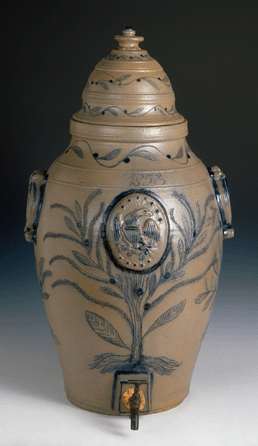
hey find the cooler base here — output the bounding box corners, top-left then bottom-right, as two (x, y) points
(66, 389), (190, 416)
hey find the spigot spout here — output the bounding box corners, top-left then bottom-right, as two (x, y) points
(129, 383), (141, 430)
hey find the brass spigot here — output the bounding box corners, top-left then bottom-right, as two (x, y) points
(125, 379), (148, 430)
(129, 382), (141, 430)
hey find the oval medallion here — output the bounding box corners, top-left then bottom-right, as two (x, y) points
(104, 191), (169, 272)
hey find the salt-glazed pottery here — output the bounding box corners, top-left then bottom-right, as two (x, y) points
(25, 28), (234, 430)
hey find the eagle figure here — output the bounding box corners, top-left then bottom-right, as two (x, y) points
(113, 208), (160, 250)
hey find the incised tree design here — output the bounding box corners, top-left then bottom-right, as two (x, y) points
(43, 189), (222, 375)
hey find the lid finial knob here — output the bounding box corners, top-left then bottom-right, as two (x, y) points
(115, 28), (144, 51)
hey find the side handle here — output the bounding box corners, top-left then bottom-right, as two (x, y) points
(208, 166), (234, 239)
(24, 170), (48, 243)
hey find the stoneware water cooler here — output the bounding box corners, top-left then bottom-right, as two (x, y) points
(25, 28), (234, 430)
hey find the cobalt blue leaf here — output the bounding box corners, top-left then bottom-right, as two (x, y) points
(130, 150), (158, 161)
(75, 200), (82, 223)
(99, 81), (109, 90)
(114, 74), (131, 83)
(64, 216), (78, 235)
(71, 146), (84, 159)
(172, 147), (184, 160)
(178, 238), (184, 263)
(107, 108), (118, 116)
(143, 78), (160, 90)
(195, 291), (209, 304)
(72, 250), (93, 267)
(144, 299), (185, 337)
(158, 109), (166, 116)
(100, 286), (124, 300)
(90, 106), (102, 113)
(130, 107), (144, 114)
(97, 149), (122, 160)
(85, 311), (130, 349)
(149, 273), (156, 295)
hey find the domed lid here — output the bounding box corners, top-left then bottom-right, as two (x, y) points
(73, 28), (185, 127)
